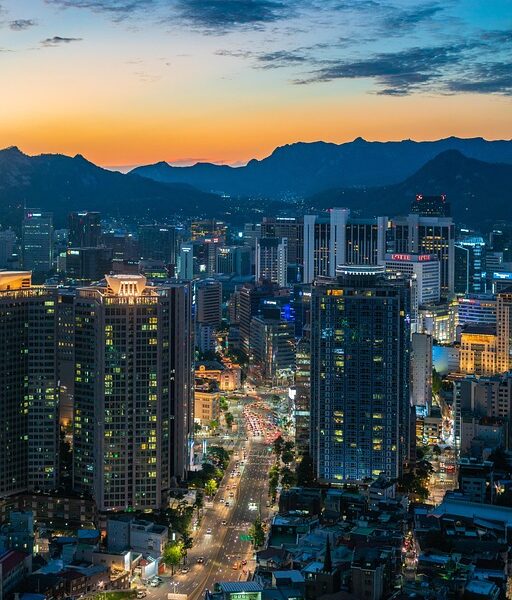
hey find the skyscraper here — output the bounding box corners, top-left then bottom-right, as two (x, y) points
(255, 237), (288, 287)
(68, 211), (102, 248)
(454, 236), (486, 294)
(22, 210), (53, 274)
(310, 266), (411, 483)
(138, 224), (177, 266)
(390, 214), (455, 293)
(411, 194), (451, 217)
(73, 275), (193, 511)
(0, 272), (59, 497)
(303, 209), (387, 284)
(196, 279), (222, 327)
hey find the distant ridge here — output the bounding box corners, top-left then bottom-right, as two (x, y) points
(0, 147), (223, 228)
(307, 150), (512, 226)
(131, 136), (512, 197)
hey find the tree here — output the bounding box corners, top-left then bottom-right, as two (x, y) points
(432, 368), (442, 395)
(225, 412), (234, 429)
(219, 397), (229, 412)
(268, 464), (280, 501)
(194, 422), (202, 434)
(204, 478), (218, 497)
(209, 419), (219, 431)
(432, 445), (442, 456)
(296, 453), (316, 487)
(249, 516), (265, 548)
(162, 540), (183, 574)
(273, 435), (284, 458)
(207, 446), (231, 469)
(280, 466), (297, 489)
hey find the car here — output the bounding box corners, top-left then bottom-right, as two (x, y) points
(137, 591), (147, 599)
(219, 498), (224, 503)
(181, 566), (190, 574)
(241, 559), (247, 566)
(206, 528), (212, 534)
(229, 492), (234, 498)
(221, 519), (227, 525)
(225, 501), (230, 507)
(149, 580), (160, 587)
(197, 556), (205, 564)
(232, 562), (239, 570)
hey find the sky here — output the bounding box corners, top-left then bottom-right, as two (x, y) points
(0, 0), (511, 168)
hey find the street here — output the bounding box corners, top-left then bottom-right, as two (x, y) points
(143, 435), (274, 600)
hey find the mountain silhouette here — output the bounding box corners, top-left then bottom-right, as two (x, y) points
(131, 136), (512, 197)
(0, 147), (223, 228)
(308, 150), (512, 226)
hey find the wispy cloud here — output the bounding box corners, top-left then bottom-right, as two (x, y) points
(45, 0), (155, 21)
(9, 19), (38, 31)
(172, 0), (296, 34)
(41, 35), (83, 46)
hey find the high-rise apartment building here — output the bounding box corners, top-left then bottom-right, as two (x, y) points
(0, 272), (59, 497)
(303, 209), (387, 283)
(496, 288), (512, 373)
(310, 266), (411, 483)
(216, 246), (251, 277)
(73, 275), (193, 511)
(22, 210), (53, 274)
(390, 214), (455, 293)
(68, 211), (102, 248)
(250, 316), (295, 384)
(411, 333), (433, 412)
(0, 229), (17, 268)
(255, 237), (288, 287)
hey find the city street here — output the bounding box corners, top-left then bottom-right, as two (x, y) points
(143, 434), (274, 600)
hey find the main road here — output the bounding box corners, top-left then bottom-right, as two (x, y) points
(144, 424), (274, 600)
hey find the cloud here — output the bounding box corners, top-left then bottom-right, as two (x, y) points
(45, 0), (155, 20)
(294, 44), (471, 94)
(9, 19), (38, 31)
(447, 62), (512, 95)
(172, 0), (296, 33)
(381, 3), (444, 34)
(41, 36), (83, 46)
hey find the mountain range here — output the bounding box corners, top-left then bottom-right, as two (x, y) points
(131, 136), (512, 197)
(0, 146), (222, 228)
(307, 150), (512, 226)
(0, 139), (512, 229)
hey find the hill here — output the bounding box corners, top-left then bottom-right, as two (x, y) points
(0, 146), (223, 228)
(131, 136), (512, 197)
(307, 150), (512, 226)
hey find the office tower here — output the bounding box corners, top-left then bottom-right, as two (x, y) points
(238, 283), (288, 355)
(458, 294), (496, 327)
(190, 219), (226, 241)
(0, 229), (16, 268)
(0, 272), (59, 497)
(411, 194), (451, 217)
(255, 237), (288, 287)
(496, 288), (512, 372)
(384, 253), (440, 331)
(310, 266), (411, 483)
(459, 324), (498, 376)
(216, 246), (251, 277)
(250, 316), (295, 384)
(138, 225), (176, 265)
(303, 209), (387, 283)
(65, 247), (113, 282)
(22, 210), (53, 273)
(454, 236), (486, 294)
(68, 211), (101, 248)
(411, 333), (433, 413)
(73, 275), (193, 511)
(196, 279), (222, 327)
(261, 217), (304, 282)
(417, 298), (458, 344)
(390, 214), (455, 293)
(179, 242), (195, 280)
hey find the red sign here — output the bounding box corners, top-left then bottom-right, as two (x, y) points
(391, 254), (411, 261)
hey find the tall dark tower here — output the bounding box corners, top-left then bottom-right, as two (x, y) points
(411, 194), (451, 217)
(310, 266), (411, 484)
(68, 211), (102, 248)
